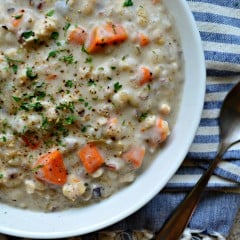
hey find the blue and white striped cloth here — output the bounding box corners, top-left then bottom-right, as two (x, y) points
(167, 0), (240, 191)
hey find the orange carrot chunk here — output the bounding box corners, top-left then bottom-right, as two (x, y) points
(156, 117), (170, 143)
(33, 150), (67, 186)
(78, 143), (105, 174)
(46, 74), (58, 80)
(139, 66), (153, 86)
(86, 23), (128, 53)
(68, 26), (87, 45)
(122, 146), (145, 168)
(138, 32), (150, 46)
(11, 10), (25, 28)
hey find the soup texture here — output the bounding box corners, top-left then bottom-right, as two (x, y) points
(0, 0), (183, 211)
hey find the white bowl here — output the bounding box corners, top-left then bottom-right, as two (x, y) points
(0, 0), (205, 238)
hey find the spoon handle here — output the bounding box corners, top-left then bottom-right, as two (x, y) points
(155, 153), (223, 240)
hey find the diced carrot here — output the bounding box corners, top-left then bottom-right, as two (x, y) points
(11, 10), (25, 28)
(152, 0), (160, 4)
(86, 22), (128, 53)
(78, 143), (105, 174)
(68, 26), (87, 45)
(122, 146), (145, 168)
(139, 66), (153, 86)
(156, 117), (170, 143)
(46, 74), (58, 80)
(33, 150), (67, 186)
(138, 32), (150, 46)
(21, 134), (40, 150)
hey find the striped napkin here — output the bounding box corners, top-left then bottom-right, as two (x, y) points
(1, 0), (240, 240)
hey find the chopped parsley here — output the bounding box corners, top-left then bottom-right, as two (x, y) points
(26, 67), (38, 80)
(81, 45), (89, 54)
(65, 80), (73, 88)
(41, 115), (49, 129)
(123, 0), (133, 7)
(35, 91), (46, 100)
(0, 173), (3, 179)
(114, 82), (122, 92)
(85, 57), (92, 63)
(2, 136), (7, 142)
(47, 50), (60, 60)
(65, 115), (75, 125)
(51, 32), (59, 40)
(81, 125), (89, 133)
(20, 102), (43, 112)
(59, 54), (77, 64)
(12, 96), (21, 102)
(21, 31), (35, 39)
(5, 56), (24, 74)
(12, 64), (18, 74)
(63, 22), (71, 35)
(14, 14), (23, 19)
(88, 79), (96, 86)
(139, 112), (148, 122)
(46, 9), (55, 17)
(56, 102), (75, 113)
(111, 66), (116, 70)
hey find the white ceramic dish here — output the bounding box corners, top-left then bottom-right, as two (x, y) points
(0, 0), (205, 238)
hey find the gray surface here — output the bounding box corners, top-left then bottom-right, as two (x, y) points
(228, 209), (240, 240)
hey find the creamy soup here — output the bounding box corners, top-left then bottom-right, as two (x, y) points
(0, 0), (183, 211)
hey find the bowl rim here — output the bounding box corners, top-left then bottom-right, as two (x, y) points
(0, 0), (206, 238)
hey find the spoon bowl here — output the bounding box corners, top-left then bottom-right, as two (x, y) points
(156, 82), (240, 240)
(220, 82), (240, 148)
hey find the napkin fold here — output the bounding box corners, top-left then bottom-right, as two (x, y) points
(2, 1), (240, 240)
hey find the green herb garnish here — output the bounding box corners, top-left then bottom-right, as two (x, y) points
(51, 32), (59, 40)
(14, 14), (23, 19)
(46, 10), (55, 17)
(114, 82), (122, 92)
(88, 79), (96, 86)
(12, 64), (18, 74)
(41, 115), (49, 129)
(47, 50), (60, 60)
(123, 0), (133, 7)
(65, 115), (75, 125)
(26, 67), (38, 80)
(139, 112), (148, 122)
(85, 57), (92, 63)
(12, 96), (21, 102)
(81, 45), (89, 54)
(63, 22), (71, 34)
(65, 80), (73, 88)
(20, 102), (43, 111)
(59, 54), (77, 64)
(2, 136), (7, 142)
(56, 102), (75, 113)
(21, 31), (35, 39)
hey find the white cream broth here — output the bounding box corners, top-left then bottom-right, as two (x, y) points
(0, 0), (183, 211)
